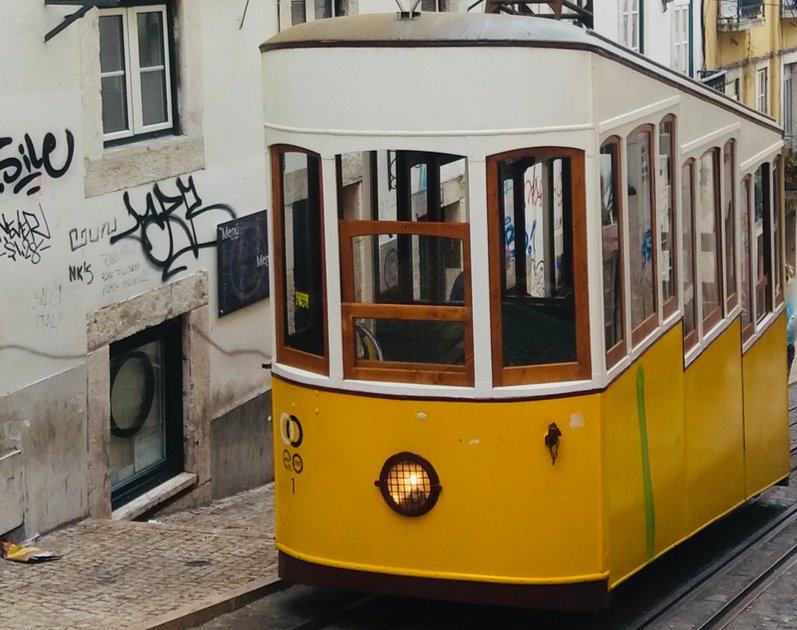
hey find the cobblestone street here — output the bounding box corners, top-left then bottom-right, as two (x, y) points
(0, 485), (278, 630)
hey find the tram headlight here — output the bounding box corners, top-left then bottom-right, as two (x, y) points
(375, 452), (441, 517)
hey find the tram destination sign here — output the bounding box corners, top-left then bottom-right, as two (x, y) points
(217, 211), (269, 317)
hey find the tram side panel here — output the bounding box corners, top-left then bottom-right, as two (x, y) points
(602, 325), (688, 587)
(683, 321), (746, 532)
(742, 315), (790, 496)
(272, 378), (608, 587)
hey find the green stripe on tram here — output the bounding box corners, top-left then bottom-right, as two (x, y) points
(636, 365), (656, 560)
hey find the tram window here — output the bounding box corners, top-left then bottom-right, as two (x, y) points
(658, 117), (677, 317)
(754, 163), (773, 323)
(272, 147), (327, 374)
(338, 150), (472, 385)
(682, 161), (698, 351)
(600, 138), (626, 367)
(353, 318), (465, 366)
(723, 141), (737, 311)
(773, 156), (784, 306)
(370, 151), (468, 225)
(627, 126), (658, 343)
(740, 176), (754, 342)
(487, 148), (590, 385)
(349, 235), (464, 306)
(698, 149), (723, 331)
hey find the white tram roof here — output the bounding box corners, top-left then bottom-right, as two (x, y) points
(261, 12), (780, 133)
(262, 11), (589, 48)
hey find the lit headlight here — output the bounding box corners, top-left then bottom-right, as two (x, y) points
(375, 452), (441, 517)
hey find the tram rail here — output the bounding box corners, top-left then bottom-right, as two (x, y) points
(635, 484), (797, 629)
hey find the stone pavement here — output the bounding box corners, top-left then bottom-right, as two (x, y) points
(0, 484), (279, 630)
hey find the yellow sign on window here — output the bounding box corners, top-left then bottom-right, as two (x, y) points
(295, 292), (310, 309)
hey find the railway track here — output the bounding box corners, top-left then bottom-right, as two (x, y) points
(634, 499), (797, 629)
(692, 540), (797, 629)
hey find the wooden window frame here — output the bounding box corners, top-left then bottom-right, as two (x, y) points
(741, 175), (755, 343)
(722, 140), (738, 313)
(698, 148), (723, 333)
(271, 145), (329, 375)
(627, 125), (659, 346)
(682, 159), (699, 353)
(486, 147), (591, 386)
(753, 162), (773, 325)
(773, 156), (784, 307)
(659, 116), (678, 319)
(600, 137), (627, 368)
(338, 220), (474, 386)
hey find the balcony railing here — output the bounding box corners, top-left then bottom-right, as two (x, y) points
(718, 0), (764, 30)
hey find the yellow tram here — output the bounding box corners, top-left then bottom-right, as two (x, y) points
(260, 12), (789, 609)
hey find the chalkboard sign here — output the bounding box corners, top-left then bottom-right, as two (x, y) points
(217, 211), (269, 316)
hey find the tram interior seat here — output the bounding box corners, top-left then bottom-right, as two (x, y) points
(374, 319), (465, 365)
(501, 297), (576, 365)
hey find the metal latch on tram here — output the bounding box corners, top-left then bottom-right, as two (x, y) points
(544, 423), (561, 465)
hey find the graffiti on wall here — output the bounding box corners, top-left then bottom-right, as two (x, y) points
(0, 204), (52, 264)
(68, 261), (94, 285)
(32, 282), (63, 330)
(69, 219), (118, 252)
(110, 174), (237, 281)
(0, 130), (75, 196)
(100, 243), (147, 295)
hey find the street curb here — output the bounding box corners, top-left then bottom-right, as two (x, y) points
(142, 578), (289, 630)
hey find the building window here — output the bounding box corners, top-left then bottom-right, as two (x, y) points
(99, 5), (173, 143)
(756, 66), (769, 115)
(724, 76), (741, 101)
(488, 148), (591, 385)
(627, 125), (657, 344)
(421, 0), (449, 10)
(682, 161), (698, 352)
(620, 0), (642, 53)
(784, 63), (797, 146)
(109, 319), (183, 509)
(600, 138), (625, 367)
(671, 1), (691, 74)
(288, 0), (347, 26)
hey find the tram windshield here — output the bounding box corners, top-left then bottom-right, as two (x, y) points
(337, 150), (472, 385)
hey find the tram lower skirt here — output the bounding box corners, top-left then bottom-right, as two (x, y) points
(278, 551), (611, 611)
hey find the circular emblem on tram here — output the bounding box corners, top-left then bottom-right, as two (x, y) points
(280, 413), (304, 448)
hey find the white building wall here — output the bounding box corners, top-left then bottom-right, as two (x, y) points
(593, 1), (704, 79)
(0, 0), (278, 536)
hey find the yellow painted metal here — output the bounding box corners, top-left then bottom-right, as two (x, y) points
(602, 325), (688, 587)
(272, 319), (789, 591)
(742, 315), (790, 496)
(272, 379), (606, 584)
(683, 320), (746, 532)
